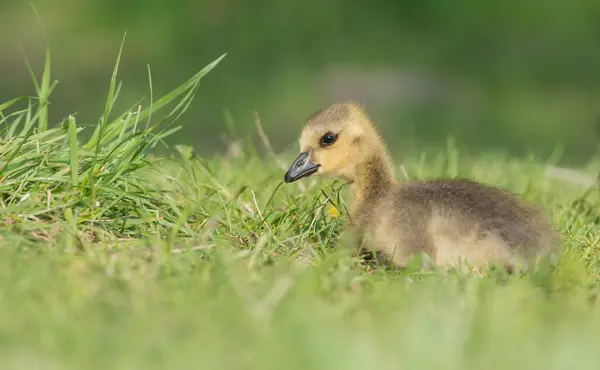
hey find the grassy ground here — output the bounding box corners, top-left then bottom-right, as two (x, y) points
(2, 45), (600, 370)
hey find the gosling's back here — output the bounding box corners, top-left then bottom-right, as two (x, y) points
(354, 178), (558, 270)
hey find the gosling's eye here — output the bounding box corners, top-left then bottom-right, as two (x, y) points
(320, 133), (337, 146)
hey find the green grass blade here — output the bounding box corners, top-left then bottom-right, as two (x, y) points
(135, 53), (227, 123)
(68, 115), (78, 188)
(18, 46), (41, 94)
(0, 97), (28, 121)
(37, 46), (52, 132)
(145, 64), (153, 130)
(92, 32), (127, 161)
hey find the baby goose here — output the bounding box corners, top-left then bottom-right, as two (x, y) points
(284, 102), (559, 272)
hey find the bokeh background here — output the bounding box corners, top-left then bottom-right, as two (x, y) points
(1, 0), (599, 165)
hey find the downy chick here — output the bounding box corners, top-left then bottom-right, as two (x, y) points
(283, 102), (559, 272)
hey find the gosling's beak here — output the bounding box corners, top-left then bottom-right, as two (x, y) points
(284, 151), (320, 183)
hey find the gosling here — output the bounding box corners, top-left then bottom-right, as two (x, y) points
(283, 102), (559, 272)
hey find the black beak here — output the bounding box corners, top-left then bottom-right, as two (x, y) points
(284, 152), (320, 183)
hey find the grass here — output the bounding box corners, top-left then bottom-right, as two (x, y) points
(1, 42), (600, 370)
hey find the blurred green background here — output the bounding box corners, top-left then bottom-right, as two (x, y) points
(1, 0), (600, 164)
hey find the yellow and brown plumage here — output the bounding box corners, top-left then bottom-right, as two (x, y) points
(284, 102), (559, 272)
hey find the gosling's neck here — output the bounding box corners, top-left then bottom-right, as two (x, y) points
(350, 149), (396, 215)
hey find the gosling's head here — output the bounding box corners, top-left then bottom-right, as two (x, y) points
(284, 102), (385, 183)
